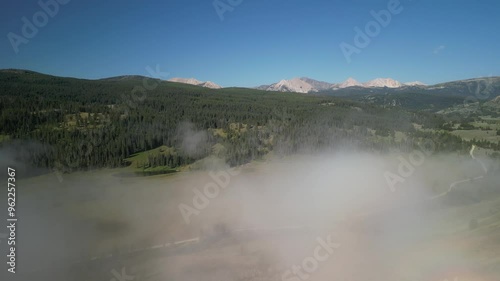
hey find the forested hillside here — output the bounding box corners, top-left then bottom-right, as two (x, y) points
(0, 70), (495, 175)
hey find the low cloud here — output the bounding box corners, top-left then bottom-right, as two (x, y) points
(176, 121), (209, 158)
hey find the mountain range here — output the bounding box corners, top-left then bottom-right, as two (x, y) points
(167, 76), (499, 100)
(256, 77), (427, 93)
(167, 76), (429, 93)
(1, 69), (498, 100)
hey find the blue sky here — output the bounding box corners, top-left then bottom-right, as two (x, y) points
(0, 0), (499, 87)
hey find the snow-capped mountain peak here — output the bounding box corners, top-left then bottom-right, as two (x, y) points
(169, 77), (202, 85)
(363, 78), (402, 88)
(261, 77), (328, 93)
(338, 77), (363, 88)
(200, 81), (222, 89)
(168, 78), (222, 89)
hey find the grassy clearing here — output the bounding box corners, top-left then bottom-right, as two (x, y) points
(125, 145), (179, 176)
(451, 129), (500, 142)
(125, 146), (172, 165)
(414, 116), (500, 144)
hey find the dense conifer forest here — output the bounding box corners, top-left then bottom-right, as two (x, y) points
(0, 70), (498, 175)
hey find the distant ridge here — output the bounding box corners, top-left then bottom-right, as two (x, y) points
(403, 81), (426, 86)
(100, 75), (153, 81)
(1, 69), (499, 99)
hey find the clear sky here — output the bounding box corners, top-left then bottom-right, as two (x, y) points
(1, 0), (499, 87)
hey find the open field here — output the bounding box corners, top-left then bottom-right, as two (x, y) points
(450, 117), (500, 144)
(451, 129), (500, 143)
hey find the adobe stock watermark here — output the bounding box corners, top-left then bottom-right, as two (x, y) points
(213, 0), (243, 21)
(7, 0), (71, 54)
(339, 0), (407, 63)
(110, 267), (134, 281)
(384, 139), (436, 192)
(52, 65), (169, 182)
(178, 166), (241, 224)
(281, 234), (341, 281)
